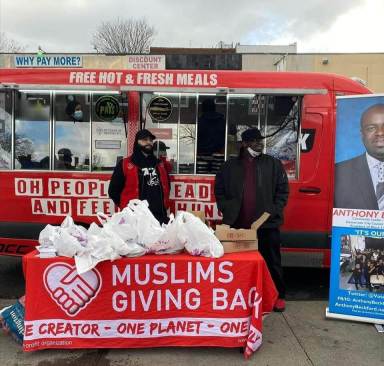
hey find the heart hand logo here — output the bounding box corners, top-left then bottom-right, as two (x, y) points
(44, 263), (101, 316)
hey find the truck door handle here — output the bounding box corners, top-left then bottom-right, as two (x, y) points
(299, 186), (321, 194)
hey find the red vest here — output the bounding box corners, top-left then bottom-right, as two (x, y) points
(119, 156), (170, 210)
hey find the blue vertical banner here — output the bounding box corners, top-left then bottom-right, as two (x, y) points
(328, 95), (384, 323)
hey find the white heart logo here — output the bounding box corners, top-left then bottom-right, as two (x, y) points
(43, 263), (102, 317)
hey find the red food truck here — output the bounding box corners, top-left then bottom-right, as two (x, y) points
(0, 68), (370, 266)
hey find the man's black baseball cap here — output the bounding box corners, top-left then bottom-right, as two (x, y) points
(135, 129), (156, 141)
(241, 128), (264, 142)
(154, 141), (170, 150)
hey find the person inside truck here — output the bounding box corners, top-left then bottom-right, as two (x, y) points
(17, 154), (40, 169)
(65, 96), (84, 122)
(56, 148), (74, 170)
(335, 104), (384, 210)
(196, 98), (226, 174)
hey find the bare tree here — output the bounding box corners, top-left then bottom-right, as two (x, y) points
(0, 32), (25, 52)
(180, 125), (196, 145)
(92, 153), (103, 169)
(92, 18), (156, 54)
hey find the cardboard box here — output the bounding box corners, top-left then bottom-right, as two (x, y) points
(221, 241), (258, 253)
(215, 212), (270, 253)
(188, 210), (206, 223)
(215, 226), (257, 241)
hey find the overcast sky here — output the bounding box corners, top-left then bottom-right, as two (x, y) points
(2, 0), (384, 53)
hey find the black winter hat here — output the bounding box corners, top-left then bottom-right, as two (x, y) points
(241, 128), (264, 142)
(135, 129), (156, 141)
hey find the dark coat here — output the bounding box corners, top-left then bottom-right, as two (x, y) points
(334, 154), (378, 210)
(214, 154), (289, 228)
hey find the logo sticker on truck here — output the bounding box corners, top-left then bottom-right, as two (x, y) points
(300, 129), (315, 152)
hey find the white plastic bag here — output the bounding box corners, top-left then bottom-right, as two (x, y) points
(177, 211), (224, 258)
(37, 224), (59, 257)
(53, 228), (84, 257)
(38, 224), (59, 248)
(74, 252), (95, 275)
(85, 222), (117, 261)
(127, 200), (166, 252)
(128, 199), (159, 227)
(97, 208), (137, 244)
(61, 216), (88, 247)
(103, 225), (145, 257)
(87, 222), (103, 237)
(96, 209), (146, 258)
(74, 232), (116, 275)
(45, 215), (89, 257)
(75, 222), (126, 275)
(153, 214), (187, 254)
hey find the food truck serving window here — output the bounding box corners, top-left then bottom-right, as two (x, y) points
(141, 92), (301, 179)
(1, 90), (127, 171)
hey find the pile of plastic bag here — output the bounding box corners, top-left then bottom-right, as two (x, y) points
(38, 199), (223, 274)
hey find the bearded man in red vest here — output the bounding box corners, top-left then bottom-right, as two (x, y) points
(108, 129), (170, 224)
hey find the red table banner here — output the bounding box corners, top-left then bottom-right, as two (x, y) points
(22, 251), (277, 358)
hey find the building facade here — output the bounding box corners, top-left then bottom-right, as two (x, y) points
(1, 46), (384, 92)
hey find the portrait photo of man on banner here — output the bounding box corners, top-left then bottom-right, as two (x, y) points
(328, 95), (384, 324)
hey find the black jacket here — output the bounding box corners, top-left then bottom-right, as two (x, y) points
(214, 154), (289, 228)
(334, 154), (378, 210)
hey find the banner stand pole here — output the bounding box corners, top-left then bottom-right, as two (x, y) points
(374, 324), (384, 333)
(326, 307), (384, 325)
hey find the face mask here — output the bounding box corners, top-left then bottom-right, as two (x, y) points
(73, 110), (83, 121)
(247, 147), (261, 157)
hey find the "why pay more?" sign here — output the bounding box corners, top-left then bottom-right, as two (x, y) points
(14, 54), (82, 68)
